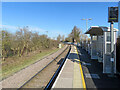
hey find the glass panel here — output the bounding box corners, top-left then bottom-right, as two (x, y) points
(106, 43), (111, 53)
(106, 32), (110, 42)
(92, 36), (97, 41)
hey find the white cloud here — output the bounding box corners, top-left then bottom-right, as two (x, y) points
(0, 25), (18, 30)
(28, 26), (45, 33)
(0, 24), (68, 38)
(0, 24), (46, 33)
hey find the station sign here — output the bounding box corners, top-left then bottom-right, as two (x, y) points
(108, 7), (118, 22)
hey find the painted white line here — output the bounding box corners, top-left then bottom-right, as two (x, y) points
(82, 62), (91, 66)
(85, 74), (100, 79)
(79, 53), (82, 55)
(51, 49), (71, 89)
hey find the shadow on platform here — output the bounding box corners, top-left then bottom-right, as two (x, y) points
(77, 46), (120, 89)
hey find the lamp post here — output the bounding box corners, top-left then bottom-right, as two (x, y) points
(81, 18), (92, 31)
(81, 18), (92, 50)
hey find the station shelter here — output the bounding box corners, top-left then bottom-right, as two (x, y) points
(85, 26), (118, 73)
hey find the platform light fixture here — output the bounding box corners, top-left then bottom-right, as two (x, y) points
(81, 18), (92, 31)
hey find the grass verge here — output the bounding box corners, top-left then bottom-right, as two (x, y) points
(1, 48), (59, 80)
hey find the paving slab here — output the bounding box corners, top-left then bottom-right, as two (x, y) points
(77, 46), (120, 88)
(52, 46), (85, 88)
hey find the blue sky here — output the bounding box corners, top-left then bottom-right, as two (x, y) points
(2, 2), (119, 38)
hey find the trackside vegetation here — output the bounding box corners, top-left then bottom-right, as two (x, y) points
(2, 26), (60, 60)
(1, 26), (63, 79)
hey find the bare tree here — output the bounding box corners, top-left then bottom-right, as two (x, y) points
(2, 26), (59, 60)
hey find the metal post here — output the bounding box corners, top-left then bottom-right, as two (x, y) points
(81, 18), (92, 50)
(86, 20), (88, 50)
(110, 21), (114, 54)
(110, 21), (114, 76)
(86, 19), (88, 31)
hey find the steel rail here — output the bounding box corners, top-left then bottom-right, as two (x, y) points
(45, 45), (71, 90)
(18, 45), (70, 89)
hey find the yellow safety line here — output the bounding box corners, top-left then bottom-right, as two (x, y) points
(75, 46), (86, 90)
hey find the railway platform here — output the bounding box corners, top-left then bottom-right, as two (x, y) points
(52, 45), (86, 88)
(77, 46), (120, 89)
(52, 45), (120, 89)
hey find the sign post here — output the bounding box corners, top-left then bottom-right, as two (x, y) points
(110, 21), (114, 76)
(108, 7), (118, 76)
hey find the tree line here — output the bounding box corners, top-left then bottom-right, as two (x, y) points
(1, 25), (90, 61)
(2, 26), (60, 60)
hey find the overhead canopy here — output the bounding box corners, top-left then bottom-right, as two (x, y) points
(85, 26), (118, 36)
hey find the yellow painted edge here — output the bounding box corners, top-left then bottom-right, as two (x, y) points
(75, 46), (86, 90)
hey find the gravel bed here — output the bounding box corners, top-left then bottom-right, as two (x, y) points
(21, 46), (70, 88)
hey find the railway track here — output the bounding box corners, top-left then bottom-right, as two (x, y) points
(18, 45), (71, 89)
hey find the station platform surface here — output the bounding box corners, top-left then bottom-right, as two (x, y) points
(77, 46), (120, 89)
(52, 45), (86, 88)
